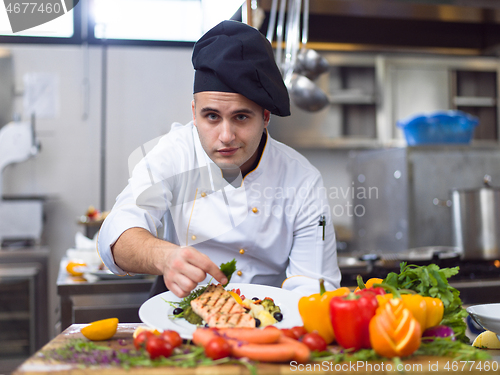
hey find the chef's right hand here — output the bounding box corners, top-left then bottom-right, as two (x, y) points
(162, 246), (228, 298)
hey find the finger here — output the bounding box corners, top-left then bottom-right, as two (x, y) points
(177, 262), (208, 284)
(180, 247), (229, 285)
(200, 260), (228, 285)
(165, 274), (196, 298)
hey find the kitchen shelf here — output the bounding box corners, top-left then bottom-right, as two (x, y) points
(329, 90), (376, 104)
(453, 96), (497, 107)
(0, 311), (30, 321)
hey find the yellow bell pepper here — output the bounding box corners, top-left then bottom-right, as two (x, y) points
(423, 296), (444, 328)
(298, 279), (350, 344)
(354, 277), (384, 292)
(376, 293), (444, 331)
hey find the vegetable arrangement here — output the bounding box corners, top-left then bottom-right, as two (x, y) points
(64, 261), (489, 370)
(298, 262), (489, 361)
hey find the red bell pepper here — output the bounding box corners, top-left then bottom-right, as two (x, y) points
(355, 286), (386, 296)
(329, 292), (378, 351)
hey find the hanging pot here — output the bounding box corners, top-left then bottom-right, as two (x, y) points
(451, 175), (500, 260)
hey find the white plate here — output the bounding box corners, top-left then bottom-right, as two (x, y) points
(138, 283), (304, 339)
(466, 303), (500, 336)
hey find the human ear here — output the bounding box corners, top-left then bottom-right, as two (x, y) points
(263, 109), (271, 128)
(191, 99), (196, 126)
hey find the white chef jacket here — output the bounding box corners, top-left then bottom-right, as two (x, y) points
(98, 121), (341, 296)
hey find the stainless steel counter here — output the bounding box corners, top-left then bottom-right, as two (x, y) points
(56, 262), (155, 331)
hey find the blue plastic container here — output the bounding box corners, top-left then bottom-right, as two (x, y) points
(397, 110), (479, 146)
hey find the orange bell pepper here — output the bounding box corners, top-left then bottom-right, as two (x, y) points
(369, 298), (422, 358)
(298, 279), (350, 344)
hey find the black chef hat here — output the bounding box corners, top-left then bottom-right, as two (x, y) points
(192, 20), (290, 117)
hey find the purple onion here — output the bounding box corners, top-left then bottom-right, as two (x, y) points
(422, 325), (455, 341)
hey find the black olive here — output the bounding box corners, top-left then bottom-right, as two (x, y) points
(273, 312), (283, 322)
(205, 323), (209, 327)
(173, 307), (184, 315)
(252, 297), (259, 301)
(255, 318), (261, 327)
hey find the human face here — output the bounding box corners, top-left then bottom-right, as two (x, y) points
(192, 91), (270, 176)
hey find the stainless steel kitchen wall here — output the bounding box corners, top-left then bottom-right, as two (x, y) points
(349, 147), (500, 254)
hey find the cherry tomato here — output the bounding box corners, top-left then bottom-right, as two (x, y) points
(281, 328), (298, 340)
(301, 332), (327, 352)
(146, 336), (173, 359)
(160, 330), (182, 348)
(204, 337), (231, 360)
(133, 330), (155, 350)
(290, 326), (308, 340)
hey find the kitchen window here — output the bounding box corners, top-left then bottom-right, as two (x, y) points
(91, 0), (245, 43)
(0, 1), (79, 43)
(0, 0), (245, 45)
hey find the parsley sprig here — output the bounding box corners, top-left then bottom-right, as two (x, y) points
(220, 258), (237, 287)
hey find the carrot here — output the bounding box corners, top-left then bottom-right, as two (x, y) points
(217, 328), (282, 344)
(193, 327), (308, 363)
(229, 341), (296, 363)
(279, 335), (311, 364)
(192, 328), (219, 347)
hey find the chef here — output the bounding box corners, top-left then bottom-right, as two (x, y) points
(98, 20), (341, 298)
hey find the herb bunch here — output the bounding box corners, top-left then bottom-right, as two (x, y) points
(383, 262), (469, 343)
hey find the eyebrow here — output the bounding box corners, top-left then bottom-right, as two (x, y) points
(200, 107), (256, 116)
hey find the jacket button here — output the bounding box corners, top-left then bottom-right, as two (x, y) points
(201, 192), (207, 197)
(191, 235), (197, 240)
(239, 249), (245, 254)
(252, 207), (258, 213)
(237, 271), (242, 276)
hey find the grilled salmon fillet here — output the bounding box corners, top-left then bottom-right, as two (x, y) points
(190, 284), (256, 328)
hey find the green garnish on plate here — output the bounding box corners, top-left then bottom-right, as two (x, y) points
(167, 259), (237, 324)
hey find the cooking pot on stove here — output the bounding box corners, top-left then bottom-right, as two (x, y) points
(450, 175), (500, 260)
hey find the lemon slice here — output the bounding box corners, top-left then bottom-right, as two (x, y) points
(81, 318), (119, 341)
(472, 330), (500, 349)
(66, 261), (87, 276)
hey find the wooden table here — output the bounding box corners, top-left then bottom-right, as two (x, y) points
(12, 324), (500, 375)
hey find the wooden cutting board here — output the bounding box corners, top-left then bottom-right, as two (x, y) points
(13, 323), (500, 375)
